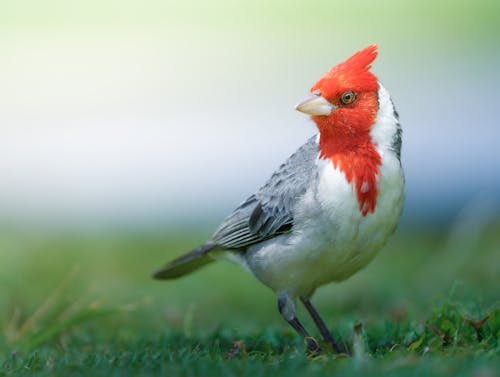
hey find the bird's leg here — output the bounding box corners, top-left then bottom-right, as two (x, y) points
(277, 294), (321, 354)
(300, 296), (346, 354)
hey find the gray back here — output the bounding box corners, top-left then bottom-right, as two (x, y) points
(212, 136), (319, 249)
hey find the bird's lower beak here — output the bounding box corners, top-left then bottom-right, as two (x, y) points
(295, 92), (336, 116)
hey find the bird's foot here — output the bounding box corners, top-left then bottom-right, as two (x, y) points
(328, 340), (349, 356)
(304, 336), (323, 357)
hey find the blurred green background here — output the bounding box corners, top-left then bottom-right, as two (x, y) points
(0, 0), (499, 373)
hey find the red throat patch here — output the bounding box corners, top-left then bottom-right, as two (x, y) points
(319, 134), (381, 216)
(311, 45), (382, 216)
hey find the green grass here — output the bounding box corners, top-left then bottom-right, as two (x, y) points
(0, 220), (499, 376)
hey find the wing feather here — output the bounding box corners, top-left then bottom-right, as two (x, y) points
(212, 136), (318, 249)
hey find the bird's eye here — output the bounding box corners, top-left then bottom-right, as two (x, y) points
(340, 91), (357, 105)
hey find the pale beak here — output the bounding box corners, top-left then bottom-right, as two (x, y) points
(295, 92), (336, 116)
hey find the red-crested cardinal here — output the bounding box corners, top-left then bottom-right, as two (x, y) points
(153, 45), (404, 354)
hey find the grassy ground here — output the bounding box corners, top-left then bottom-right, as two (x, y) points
(0, 219), (499, 376)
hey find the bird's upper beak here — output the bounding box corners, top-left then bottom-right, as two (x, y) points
(295, 91), (336, 116)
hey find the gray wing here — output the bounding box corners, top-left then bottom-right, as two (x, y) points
(212, 135), (319, 249)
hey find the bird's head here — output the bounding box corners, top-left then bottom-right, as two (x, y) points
(295, 44), (379, 141)
(296, 45), (390, 216)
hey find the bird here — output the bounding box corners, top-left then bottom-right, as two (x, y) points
(153, 44), (404, 355)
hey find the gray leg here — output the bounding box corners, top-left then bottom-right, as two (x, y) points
(277, 294), (321, 354)
(300, 296), (345, 354)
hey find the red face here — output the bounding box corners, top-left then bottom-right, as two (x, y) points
(310, 44), (380, 139)
(297, 45), (383, 216)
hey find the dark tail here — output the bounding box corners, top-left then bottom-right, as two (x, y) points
(152, 242), (217, 280)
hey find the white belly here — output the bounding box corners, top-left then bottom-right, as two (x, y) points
(243, 151), (404, 296)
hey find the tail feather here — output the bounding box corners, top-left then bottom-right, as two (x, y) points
(152, 242), (216, 280)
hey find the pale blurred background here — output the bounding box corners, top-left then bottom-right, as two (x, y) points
(1, 0), (499, 230)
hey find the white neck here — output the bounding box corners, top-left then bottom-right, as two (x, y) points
(370, 83), (401, 158)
